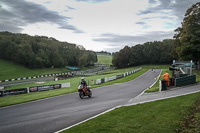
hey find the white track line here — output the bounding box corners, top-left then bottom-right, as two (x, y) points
(128, 69), (162, 102)
(55, 105), (121, 133)
(125, 89), (200, 106)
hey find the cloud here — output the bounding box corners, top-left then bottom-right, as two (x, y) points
(74, 0), (110, 3)
(66, 5), (76, 10)
(59, 24), (84, 33)
(0, 0), (83, 33)
(138, 0), (199, 20)
(149, 0), (157, 5)
(93, 31), (174, 51)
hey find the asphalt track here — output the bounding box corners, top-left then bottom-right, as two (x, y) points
(0, 69), (161, 133)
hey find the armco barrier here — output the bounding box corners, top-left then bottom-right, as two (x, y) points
(95, 68), (142, 85)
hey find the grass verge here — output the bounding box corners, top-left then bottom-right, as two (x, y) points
(62, 92), (200, 133)
(0, 59), (70, 80)
(0, 59), (97, 80)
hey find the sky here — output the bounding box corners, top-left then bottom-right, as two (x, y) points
(0, 0), (199, 52)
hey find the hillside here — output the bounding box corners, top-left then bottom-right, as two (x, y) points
(0, 31), (97, 68)
(97, 55), (113, 65)
(0, 59), (68, 80)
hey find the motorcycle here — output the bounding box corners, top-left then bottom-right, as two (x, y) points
(78, 85), (92, 99)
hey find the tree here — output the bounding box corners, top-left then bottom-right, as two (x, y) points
(112, 46), (131, 68)
(129, 44), (144, 66)
(174, 2), (200, 65)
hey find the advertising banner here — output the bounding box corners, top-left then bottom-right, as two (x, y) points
(101, 78), (105, 83)
(89, 79), (95, 85)
(116, 75), (123, 79)
(54, 84), (61, 89)
(29, 87), (38, 92)
(61, 83), (70, 88)
(0, 91), (3, 97)
(109, 76), (116, 81)
(38, 85), (54, 91)
(105, 77), (109, 82)
(2, 88), (27, 96)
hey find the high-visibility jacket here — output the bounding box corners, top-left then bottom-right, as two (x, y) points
(162, 73), (170, 81)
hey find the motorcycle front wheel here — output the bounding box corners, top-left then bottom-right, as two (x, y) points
(88, 90), (92, 98)
(79, 91), (84, 99)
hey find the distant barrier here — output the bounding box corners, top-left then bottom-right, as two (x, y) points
(0, 83), (70, 97)
(0, 66), (109, 82)
(95, 68), (142, 85)
(0, 72), (73, 83)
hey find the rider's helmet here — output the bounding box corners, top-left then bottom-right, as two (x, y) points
(81, 77), (84, 80)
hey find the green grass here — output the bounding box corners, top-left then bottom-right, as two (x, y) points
(194, 69), (200, 82)
(0, 67), (147, 107)
(0, 59), (69, 80)
(62, 92), (200, 133)
(97, 55), (112, 65)
(0, 59), (98, 81)
(5, 66), (144, 90)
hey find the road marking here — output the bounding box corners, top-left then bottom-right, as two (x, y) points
(55, 105), (122, 133)
(128, 69), (162, 102)
(125, 89), (200, 106)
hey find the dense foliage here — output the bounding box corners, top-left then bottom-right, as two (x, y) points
(174, 2), (200, 65)
(112, 39), (176, 68)
(0, 31), (97, 68)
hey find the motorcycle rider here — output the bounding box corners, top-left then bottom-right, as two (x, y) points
(81, 77), (88, 89)
(79, 77), (92, 98)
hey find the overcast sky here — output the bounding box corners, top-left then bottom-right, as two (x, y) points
(0, 0), (199, 52)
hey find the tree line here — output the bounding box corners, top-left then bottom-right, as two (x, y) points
(0, 31), (97, 68)
(112, 39), (177, 68)
(113, 2), (200, 68)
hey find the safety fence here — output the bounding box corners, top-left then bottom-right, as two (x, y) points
(95, 68), (142, 85)
(0, 72), (73, 83)
(0, 83), (70, 97)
